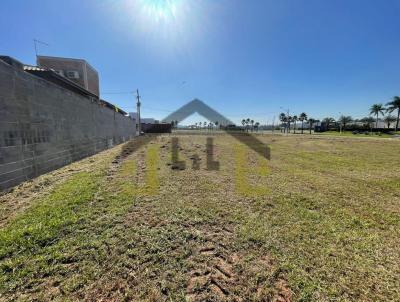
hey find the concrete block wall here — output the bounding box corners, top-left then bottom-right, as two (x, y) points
(0, 59), (135, 190)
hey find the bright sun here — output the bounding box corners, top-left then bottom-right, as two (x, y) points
(138, 0), (180, 23)
(122, 0), (199, 51)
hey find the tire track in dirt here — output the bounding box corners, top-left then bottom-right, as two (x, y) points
(85, 136), (293, 301)
(186, 225), (240, 301)
(185, 223), (292, 302)
(164, 137), (292, 301)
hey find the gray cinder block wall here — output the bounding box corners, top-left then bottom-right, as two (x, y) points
(0, 58), (135, 190)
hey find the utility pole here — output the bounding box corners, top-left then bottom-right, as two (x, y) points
(136, 89), (141, 135)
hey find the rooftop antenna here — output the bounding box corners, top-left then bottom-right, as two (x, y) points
(33, 39), (49, 64)
(136, 89), (141, 135)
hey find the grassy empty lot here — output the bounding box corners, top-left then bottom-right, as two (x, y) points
(0, 133), (399, 301)
(316, 130), (397, 138)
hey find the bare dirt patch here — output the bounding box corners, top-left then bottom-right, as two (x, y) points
(185, 223), (291, 302)
(1, 133), (399, 301)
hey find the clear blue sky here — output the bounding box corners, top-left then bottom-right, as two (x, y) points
(1, 0), (400, 125)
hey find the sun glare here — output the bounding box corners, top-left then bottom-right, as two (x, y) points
(121, 0), (205, 54)
(138, 0), (181, 23)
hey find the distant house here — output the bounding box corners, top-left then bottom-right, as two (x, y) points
(129, 112), (155, 124)
(128, 112), (170, 133)
(37, 55), (99, 97)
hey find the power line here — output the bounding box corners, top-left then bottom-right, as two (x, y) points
(117, 105), (280, 116)
(100, 90), (398, 120)
(102, 91), (134, 95)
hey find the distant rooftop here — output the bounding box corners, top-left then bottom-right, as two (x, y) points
(23, 65), (46, 72)
(22, 64), (98, 99)
(36, 55), (97, 72)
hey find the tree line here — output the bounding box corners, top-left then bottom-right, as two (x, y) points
(241, 118), (261, 132)
(367, 96), (400, 131)
(174, 121), (221, 130)
(170, 96), (400, 133)
(279, 112), (316, 134)
(279, 96), (400, 133)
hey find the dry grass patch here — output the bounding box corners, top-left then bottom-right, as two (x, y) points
(0, 134), (399, 301)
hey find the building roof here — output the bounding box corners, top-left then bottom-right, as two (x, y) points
(100, 99), (128, 116)
(23, 64), (98, 99)
(23, 65), (47, 72)
(24, 65), (127, 116)
(1, 55), (126, 117)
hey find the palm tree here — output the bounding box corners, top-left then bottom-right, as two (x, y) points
(215, 121), (219, 130)
(386, 96), (400, 131)
(250, 119), (254, 132)
(359, 117), (375, 131)
(338, 115), (353, 131)
(308, 118), (316, 134)
(322, 117), (335, 130)
(383, 115), (396, 129)
(299, 112), (307, 134)
(279, 113), (287, 133)
(286, 115), (293, 133)
(369, 103), (385, 129)
(292, 115), (298, 134)
(245, 118), (250, 132)
(255, 122), (260, 132)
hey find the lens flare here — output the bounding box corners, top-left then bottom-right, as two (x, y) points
(138, 0), (181, 23)
(119, 0), (206, 56)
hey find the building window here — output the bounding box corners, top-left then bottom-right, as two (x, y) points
(66, 71), (79, 79)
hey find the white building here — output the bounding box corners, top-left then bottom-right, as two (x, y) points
(129, 112), (156, 124)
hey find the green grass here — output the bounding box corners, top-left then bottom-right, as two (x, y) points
(0, 135), (399, 301)
(0, 150), (139, 300)
(317, 130), (395, 138)
(0, 172), (99, 259)
(0, 171), (101, 295)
